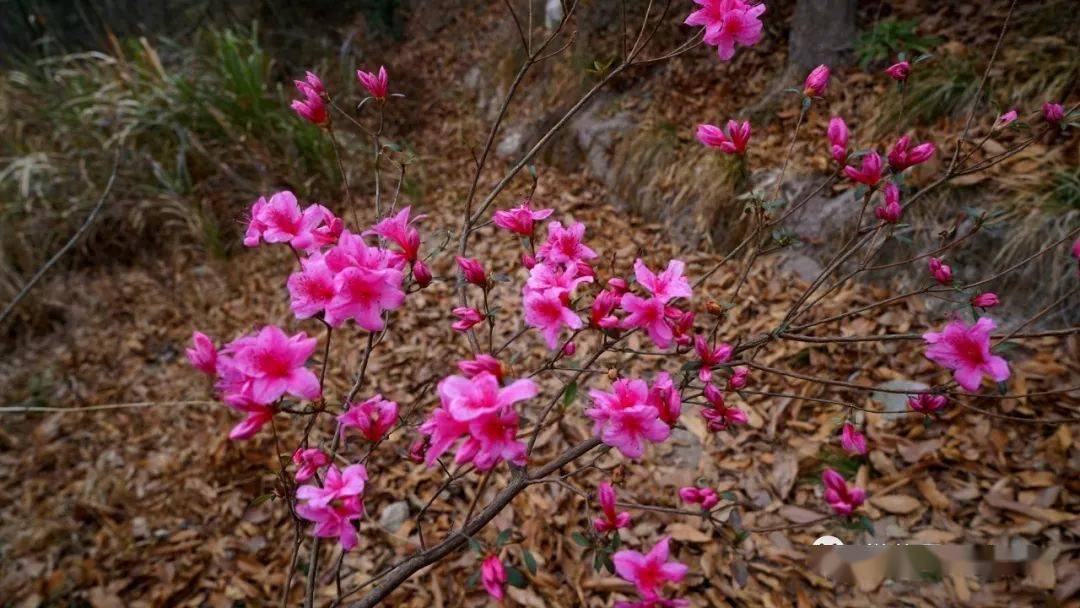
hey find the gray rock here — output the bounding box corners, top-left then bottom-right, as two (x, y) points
(379, 500), (410, 533)
(871, 380), (928, 420)
(779, 253), (824, 282)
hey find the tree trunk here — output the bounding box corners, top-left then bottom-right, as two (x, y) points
(788, 0), (858, 70)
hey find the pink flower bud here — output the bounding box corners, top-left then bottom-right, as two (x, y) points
(840, 422), (868, 455)
(455, 256), (487, 286)
(908, 393), (948, 414)
(408, 438), (427, 463)
(803, 64), (830, 97)
(562, 341), (577, 357)
(411, 260), (432, 288)
(822, 468), (865, 516)
(997, 109), (1018, 127)
(884, 60), (911, 82)
(1042, 102), (1064, 125)
(971, 292), (1000, 308)
(291, 93), (327, 125)
(481, 555), (507, 600)
(295, 71), (325, 97)
(727, 367), (749, 390)
(887, 135), (936, 171)
(928, 257), (953, 285)
(607, 277), (629, 294)
(357, 66), (389, 100)
(521, 252), (537, 269)
(874, 182), (903, 223)
(458, 354), (504, 381)
(844, 151), (884, 186)
(827, 116), (849, 164)
(699, 488), (720, 510)
(186, 331), (218, 375)
(678, 487), (702, 504)
(451, 307), (484, 331)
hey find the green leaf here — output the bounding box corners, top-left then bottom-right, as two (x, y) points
(601, 552), (615, 574)
(563, 381), (579, 407)
(496, 528), (512, 547)
(522, 549), (537, 575)
(466, 569), (480, 588)
(571, 531), (590, 547)
(468, 537), (484, 554)
(244, 493), (275, 512)
(506, 565), (527, 588)
(859, 515), (876, 536)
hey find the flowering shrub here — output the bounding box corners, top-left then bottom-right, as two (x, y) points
(185, 2), (1078, 605)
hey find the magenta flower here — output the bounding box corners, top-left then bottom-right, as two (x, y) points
(614, 537), (688, 601)
(908, 393), (948, 414)
(295, 71), (324, 97)
(997, 109), (1018, 127)
(874, 182), (903, 223)
(187, 331), (218, 375)
(226, 401), (274, 440)
(297, 463), (368, 508)
(364, 206), (424, 263)
(292, 447), (329, 482)
(586, 378), (671, 459)
(451, 306), (485, 332)
(700, 384), (748, 431)
(248, 191), (329, 250)
(458, 355), (504, 381)
(1042, 102), (1064, 125)
(357, 66), (389, 100)
(726, 366), (749, 390)
(840, 422), (868, 455)
(694, 335), (732, 383)
(231, 325), (321, 404)
(927, 257), (952, 285)
(685, 0), (766, 61)
(843, 151), (884, 186)
(647, 372), (682, 425)
(887, 135), (935, 171)
(591, 289), (621, 329)
(523, 287), (584, 349)
(884, 60), (911, 82)
(537, 221), (598, 265)
(411, 259), (432, 287)
(323, 232), (405, 329)
(526, 261), (593, 295)
(634, 259), (692, 304)
(339, 394), (399, 442)
(822, 468), (865, 516)
(481, 555), (507, 600)
(827, 116), (849, 164)
(438, 372), (538, 422)
(620, 294), (673, 349)
(923, 317), (1010, 392)
(296, 464), (367, 550)
(594, 481), (633, 533)
(456, 256), (487, 286)
(803, 64), (830, 97)
(696, 120), (751, 154)
(971, 292), (1000, 309)
(493, 199), (554, 236)
(287, 253), (337, 319)
(679, 486), (719, 510)
(291, 88), (327, 125)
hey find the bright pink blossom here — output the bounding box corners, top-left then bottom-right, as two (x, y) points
(339, 394), (399, 442)
(700, 384), (748, 431)
(458, 354), (504, 381)
(527, 261), (593, 295)
(613, 537), (688, 601)
(840, 422), (867, 455)
(884, 60), (911, 82)
(287, 253), (337, 319)
(226, 401), (274, 440)
(187, 331), (218, 375)
(679, 486), (720, 510)
(246, 191), (330, 250)
(357, 66), (389, 100)
(647, 372), (682, 425)
(365, 206), (424, 262)
(634, 259), (692, 303)
(294, 71), (324, 97)
(803, 64), (830, 97)
(324, 232), (405, 329)
(827, 117), (849, 164)
(296, 464), (367, 550)
(620, 294), (673, 349)
(292, 447), (329, 482)
(696, 120), (751, 154)
(493, 199), (554, 236)
(452, 307), (485, 332)
(874, 182), (903, 223)
(923, 317), (1010, 392)
(927, 257), (952, 285)
(997, 109), (1018, 127)
(481, 555), (507, 600)
(456, 256), (487, 286)
(591, 290), (621, 330)
(594, 481), (633, 533)
(971, 292), (1000, 308)
(726, 366), (749, 390)
(887, 135), (935, 171)
(291, 87), (327, 125)
(523, 288), (583, 349)
(232, 325), (321, 404)
(843, 151), (884, 186)
(908, 393), (948, 414)
(587, 378), (672, 459)
(822, 468), (865, 516)
(694, 335), (732, 383)
(537, 221), (598, 265)
(685, 0), (766, 61)
(1042, 102), (1064, 125)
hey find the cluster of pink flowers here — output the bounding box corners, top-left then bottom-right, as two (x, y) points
(586, 376), (677, 459)
(187, 325), (321, 439)
(696, 120), (751, 154)
(613, 537), (688, 607)
(296, 464), (368, 550)
(594, 481), (633, 533)
(292, 447), (330, 482)
(291, 71), (327, 125)
(923, 317), (1010, 392)
(678, 486), (721, 510)
(244, 190), (342, 250)
(874, 182), (903, 223)
(684, 0), (766, 61)
(339, 394), (399, 443)
(822, 468), (865, 516)
(619, 259), (694, 348)
(699, 382), (749, 431)
(418, 369), (538, 470)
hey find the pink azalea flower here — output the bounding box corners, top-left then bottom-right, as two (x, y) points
(357, 66), (389, 100)
(456, 256), (487, 286)
(523, 288), (584, 349)
(227, 401), (274, 440)
(458, 354), (504, 381)
(720, 120), (751, 154)
(827, 116), (849, 164)
(594, 481), (633, 533)
(923, 317), (1010, 392)
(244, 196), (268, 247)
(231, 326), (321, 404)
(250, 191), (328, 250)
(679, 487), (719, 510)
(620, 294), (673, 349)
(586, 379), (671, 459)
(685, 0), (767, 61)
(700, 384), (748, 431)
(803, 64), (830, 97)
(296, 463), (368, 509)
(843, 151), (884, 186)
(438, 372), (538, 422)
(908, 393), (948, 414)
(364, 206), (424, 262)
(295, 71), (324, 97)
(971, 292), (1000, 308)
(537, 221), (598, 265)
(526, 261), (593, 295)
(634, 259), (692, 303)
(1042, 102), (1064, 125)
(884, 60), (911, 82)
(493, 199), (554, 235)
(481, 555), (507, 600)
(322, 233), (405, 329)
(296, 464), (367, 550)
(874, 182), (903, 223)
(726, 366), (749, 390)
(452, 306), (485, 332)
(822, 468), (865, 516)
(591, 290), (622, 329)
(292, 447), (329, 482)
(287, 253), (337, 319)
(187, 331), (218, 375)
(840, 422), (868, 455)
(694, 335), (732, 383)
(887, 135), (935, 171)
(927, 257), (952, 285)
(291, 88), (327, 125)
(613, 537), (688, 601)
(339, 394), (399, 442)
(646, 372), (682, 425)
(997, 109), (1018, 127)
(607, 277), (629, 294)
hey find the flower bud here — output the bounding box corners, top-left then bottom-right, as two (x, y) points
(884, 60), (911, 82)
(412, 260), (432, 288)
(971, 292), (1000, 308)
(803, 64), (830, 97)
(455, 256), (487, 286)
(562, 341), (577, 357)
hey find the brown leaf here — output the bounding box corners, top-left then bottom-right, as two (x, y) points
(870, 494), (922, 514)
